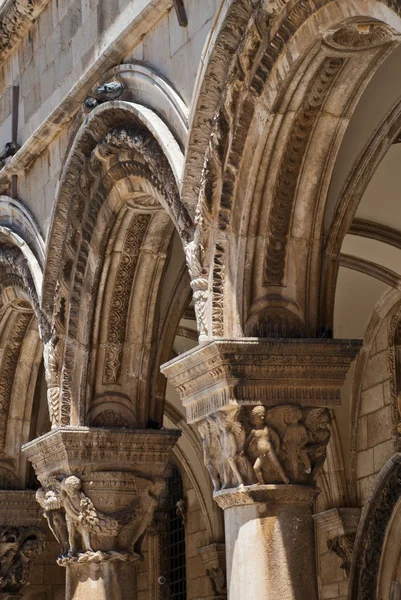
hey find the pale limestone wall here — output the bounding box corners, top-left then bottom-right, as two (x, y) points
(0, 0), (220, 235)
(17, 130), (70, 236)
(356, 315), (394, 504)
(124, 0), (220, 106)
(23, 527), (65, 600)
(315, 525), (348, 600)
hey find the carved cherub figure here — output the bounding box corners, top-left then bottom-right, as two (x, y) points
(281, 406), (311, 481)
(213, 410), (246, 489)
(198, 418), (221, 492)
(244, 406), (289, 485)
(60, 476), (94, 554)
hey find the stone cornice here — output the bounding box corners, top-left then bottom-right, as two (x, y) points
(0, 0), (50, 68)
(161, 339), (362, 422)
(22, 426), (181, 484)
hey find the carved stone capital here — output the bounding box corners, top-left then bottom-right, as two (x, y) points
(0, 526), (45, 594)
(161, 339), (362, 422)
(23, 427), (180, 565)
(162, 339), (360, 495)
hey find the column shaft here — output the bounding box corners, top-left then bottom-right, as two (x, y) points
(66, 561), (136, 600)
(221, 490), (317, 600)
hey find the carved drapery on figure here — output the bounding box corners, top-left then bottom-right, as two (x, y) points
(198, 405), (331, 490)
(0, 526), (45, 594)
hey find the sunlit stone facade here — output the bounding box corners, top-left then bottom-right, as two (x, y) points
(0, 1), (401, 598)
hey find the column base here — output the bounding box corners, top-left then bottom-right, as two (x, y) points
(215, 485), (319, 600)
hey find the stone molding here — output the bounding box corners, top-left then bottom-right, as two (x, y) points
(350, 454), (401, 600)
(0, 0), (50, 68)
(22, 427), (181, 485)
(0, 491), (43, 527)
(161, 339), (362, 422)
(313, 507), (361, 536)
(214, 484), (318, 510)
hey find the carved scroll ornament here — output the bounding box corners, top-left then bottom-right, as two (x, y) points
(198, 404), (331, 491)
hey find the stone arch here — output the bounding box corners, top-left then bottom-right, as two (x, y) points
(43, 101), (194, 428)
(349, 453), (401, 599)
(0, 199), (47, 487)
(184, 0), (401, 339)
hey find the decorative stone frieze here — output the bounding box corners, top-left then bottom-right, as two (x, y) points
(23, 428), (180, 566)
(0, 0), (49, 68)
(161, 339), (362, 422)
(196, 403), (331, 491)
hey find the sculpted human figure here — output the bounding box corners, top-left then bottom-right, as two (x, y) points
(244, 406), (289, 485)
(60, 476), (93, 554)
(213, 410), (246, 489)
(198, 418), (221, 492)
(304, 408), (331, 480)
(281, 406), (311, 481)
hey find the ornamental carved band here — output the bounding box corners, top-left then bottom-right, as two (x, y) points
(264, 57), (344, 286)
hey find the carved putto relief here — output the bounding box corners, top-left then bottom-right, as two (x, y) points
(198, 404), (331, 491)
(36, 474), (165, 566)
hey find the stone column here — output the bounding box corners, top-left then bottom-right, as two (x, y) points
(162, 339), (361, 600)
(23, 427), (180, 600)
(0, 491), (45, 599)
